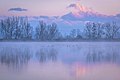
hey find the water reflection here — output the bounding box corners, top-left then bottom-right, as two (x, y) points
(0, 47), (58, 69)
(86, 49), (120, 64)
(0, 42), (120, 80)
(0, 47), (31, 69)
(0, 43), (120, 68)
(73, 63), (87, 77)
(36, 48), (57, 63)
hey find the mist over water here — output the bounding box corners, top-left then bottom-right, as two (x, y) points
(0, 42), (120, 80)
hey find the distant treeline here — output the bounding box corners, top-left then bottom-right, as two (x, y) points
(0, 17), (120, 41)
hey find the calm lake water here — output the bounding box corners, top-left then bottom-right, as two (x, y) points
(0, 42), (120, 80)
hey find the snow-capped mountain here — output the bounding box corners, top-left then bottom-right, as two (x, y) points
(61, 10), (116, 22)
(27, 11), (120, 34)
(0, 3), (120, 35)
(61, 2), (120, 23)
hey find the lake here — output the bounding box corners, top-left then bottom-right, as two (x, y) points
(0, 42), (120, 80)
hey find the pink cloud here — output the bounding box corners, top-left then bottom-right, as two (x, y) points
(67, 3), (93, 12)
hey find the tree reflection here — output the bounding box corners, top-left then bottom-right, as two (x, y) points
(0, 47), (31, 69)
(36, 49), (47, 62)
(48, 48), (57, 61)
(0, 47), (58, 68)
(36, 48), (58, 63)
(86, 50), (120, 64)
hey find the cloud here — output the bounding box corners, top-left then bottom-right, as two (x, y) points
(68, 4), (76, 8)
(8, 8), (27, 12)
(67, 3), (92, 12)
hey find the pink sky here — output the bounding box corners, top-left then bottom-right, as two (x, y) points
(0, 0), (120, 16)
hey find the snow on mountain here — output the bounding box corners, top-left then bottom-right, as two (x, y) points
(27, 12), (120, 34)
(62, 2), (119, 23)
(114, 14), (120, 21)
(0, 2), (120, 35)
(63, 10), (120, 23)
(61, 12), (110, 22)
(26, 4), (120, 34)
(27, 16), (85, 35)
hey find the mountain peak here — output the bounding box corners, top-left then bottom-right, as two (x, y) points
(62, 2), (110, 21)
(61, 9), (113, 22)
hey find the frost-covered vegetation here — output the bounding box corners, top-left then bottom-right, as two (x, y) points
(0, 17), (120, 41)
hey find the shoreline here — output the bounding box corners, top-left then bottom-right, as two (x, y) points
(0, 40), (120, 42)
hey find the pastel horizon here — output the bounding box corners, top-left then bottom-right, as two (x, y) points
(0, 0), (120, 16)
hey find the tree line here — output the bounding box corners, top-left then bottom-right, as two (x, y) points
(0, 17), (120, 41)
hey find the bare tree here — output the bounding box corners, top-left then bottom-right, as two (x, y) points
(0, 17), (16, 39)
(35, 21), (60, 41)
(84, 22), (103, 39)
(104, 22), (120, 39)
(70, 29), (77, 39)
(47, 23), (59, 40)
(35, 21), (47, 40)
(0, 17), (33, 40)
(21, 18), (33, 40)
